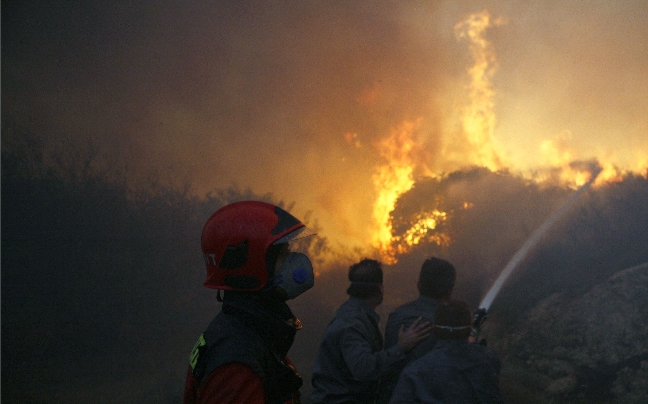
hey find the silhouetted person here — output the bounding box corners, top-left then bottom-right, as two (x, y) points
(311, 259), (431, 404)
(389, 300), (503, 404)
(183, 201), (316, 404)
(378, 257), (456, 403)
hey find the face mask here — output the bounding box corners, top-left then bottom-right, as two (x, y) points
(272, 253), (314, 300)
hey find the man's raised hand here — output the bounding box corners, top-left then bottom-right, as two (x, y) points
(397, 317), (432, 352)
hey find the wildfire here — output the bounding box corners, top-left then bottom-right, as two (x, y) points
(367, 10), (640, 265)
(454, 10), (504, 171)
(371, 121), (419, 263)
(595, 163), (625, 185)
(370, 11), (505, 263)
(369, 11), (504, 263)
(534, 132), (632, 188)
(371, 120), (454, 263)
(391, 210), (451, 256)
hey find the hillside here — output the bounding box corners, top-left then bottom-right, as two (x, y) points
(491, 263), (648, 403)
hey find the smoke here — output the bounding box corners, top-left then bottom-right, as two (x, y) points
(479, 165), (601, 310)
(0, 147), (297, 402)
(4, 1), (647, 252)
(380, 166), (648, 312)
(3, 136), (648, 403)
(3, 1), (648, 402)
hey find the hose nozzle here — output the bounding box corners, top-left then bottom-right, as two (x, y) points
(471, 308), (488, 342)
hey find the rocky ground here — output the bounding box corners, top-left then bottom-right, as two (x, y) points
(489, 262), (648, 404)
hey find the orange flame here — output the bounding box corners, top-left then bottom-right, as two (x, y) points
(454, 10), (504, 171)
(371, 119), (453, 263)
(533, 131), (635, 188)
(372, 120), (419, 262)
(595, 163), (625, 185)
(391, 210), (451, 256)
(367, 10), (643, 265)
(370, 11), (504, 263)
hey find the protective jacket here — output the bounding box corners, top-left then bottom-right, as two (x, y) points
(184, 292), (303, 404)
(389, 339), (503, 404)
(311, 297), (406, 404)
(379, 296), (440, 403)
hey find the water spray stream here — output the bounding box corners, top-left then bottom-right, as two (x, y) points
(479, 168), (602, 311)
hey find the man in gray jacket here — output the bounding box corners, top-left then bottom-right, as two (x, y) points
(311, 259), (431, 404)
(378, 257), (456, 403)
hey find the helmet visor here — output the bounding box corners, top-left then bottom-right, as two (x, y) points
(273, 226), (317, 253)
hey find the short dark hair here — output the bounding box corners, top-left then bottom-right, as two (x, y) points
(418, 257), (456, 299)
(346, 258), (383, 299)
(434, 300), (472, 340)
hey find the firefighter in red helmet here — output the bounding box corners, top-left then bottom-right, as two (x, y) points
(183, 201), (316, 404)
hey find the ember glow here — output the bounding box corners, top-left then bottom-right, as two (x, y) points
(392, 210), (451, 254)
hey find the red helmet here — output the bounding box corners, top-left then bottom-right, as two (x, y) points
(201, 201), (306, 291)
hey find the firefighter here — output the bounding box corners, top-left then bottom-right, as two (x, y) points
(378, 257), (456, 403)
(311, 259), (432, 404)
(183, 201), (315, 404)
(389, 300), (503, 404)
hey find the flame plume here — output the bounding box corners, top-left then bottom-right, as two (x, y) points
(371, 11), (504, 263)
(371, 120), (453, 263)
(372, 120), (419, 263)
(369, 10), (637, 264)
(454, 10), (503, 171)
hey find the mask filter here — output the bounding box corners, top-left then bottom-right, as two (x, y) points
(273, 253), (314, 300)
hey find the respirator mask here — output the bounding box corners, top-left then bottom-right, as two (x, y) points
(271, 252), (314, 300)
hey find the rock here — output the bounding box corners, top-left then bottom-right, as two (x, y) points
(545, 374), (577, 395)
(491, 262), (648, 403)
(611, 361), (648, 404)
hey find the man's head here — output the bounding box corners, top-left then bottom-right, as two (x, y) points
(433, 300), (472, 340)
(418, 257), (456, 300)
(346, 259), (383, 301)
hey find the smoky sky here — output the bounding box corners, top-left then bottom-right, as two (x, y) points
(3, 0), (648, 250)
(2, 2), (648, 402)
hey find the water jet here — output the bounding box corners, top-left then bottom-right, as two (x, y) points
(479, 168), (602, 311)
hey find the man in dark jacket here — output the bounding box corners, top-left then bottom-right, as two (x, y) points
(183, 201), (316, 404)
(378, 257), (456, 403)
(311, 259), (432, 404)
(389, 300), (503, 404)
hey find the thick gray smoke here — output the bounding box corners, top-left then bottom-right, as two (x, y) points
(385, 167), (648, 315)
(480, 166), (601, 310)
(4, 140), (647, 403)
